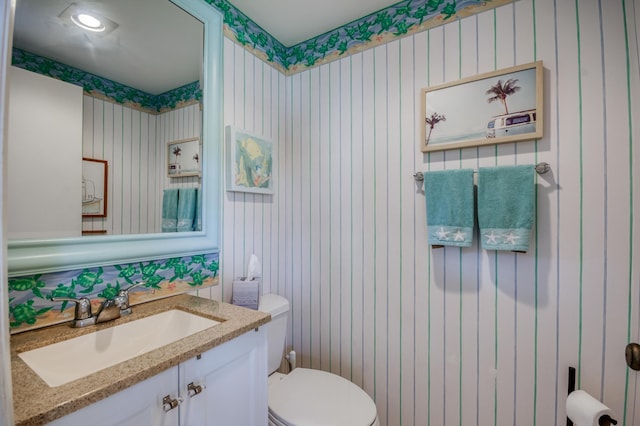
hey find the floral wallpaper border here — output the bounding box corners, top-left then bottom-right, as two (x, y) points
(12, 0), (516, 97)
(212, 0), (516, 74)
(11, 48), (201, 114)
(8, 252), (219, 333)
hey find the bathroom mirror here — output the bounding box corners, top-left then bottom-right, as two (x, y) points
(6, 0), (223, 276)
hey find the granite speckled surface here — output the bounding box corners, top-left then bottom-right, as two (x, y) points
(10, 294), (270, 425)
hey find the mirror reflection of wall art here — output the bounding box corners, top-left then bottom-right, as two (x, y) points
(167, 137), (201, 178)
(82, 158), (108, 217)
(226, 126), (275, 194)
(420, 60), (543, 152)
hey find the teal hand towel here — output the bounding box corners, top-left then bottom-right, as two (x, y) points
(177, 188), (197, 232)
(162, 189), (179, 232)
(477, 165), (534, 252)
(424, 169), (475, 247)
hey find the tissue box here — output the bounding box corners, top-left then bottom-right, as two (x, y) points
(231, 278), (260, 310)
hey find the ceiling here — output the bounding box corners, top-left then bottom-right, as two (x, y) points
(11, 0), (399, 94)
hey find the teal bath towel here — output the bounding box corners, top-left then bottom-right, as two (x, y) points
(162, 189), (179, 232)
(177, 188), (197, 232)
(424, 169), (475, 247)
(477, 165), (534, 252)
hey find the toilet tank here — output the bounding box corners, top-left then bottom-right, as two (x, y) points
(258, 293), (289, 375)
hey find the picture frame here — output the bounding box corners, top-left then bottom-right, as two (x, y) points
(225, 126), (275, 194)
(82, 158), (108, 217)
(167, 137), (201, 178)
(420, 60), (543, 152)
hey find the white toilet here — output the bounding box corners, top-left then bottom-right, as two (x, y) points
(259, 294), (379, 426)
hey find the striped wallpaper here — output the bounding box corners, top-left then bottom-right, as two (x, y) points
(219, 0), (640, 425)
(81, 97), (201, 235)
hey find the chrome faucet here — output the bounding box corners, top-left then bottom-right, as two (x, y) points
(114, 281), (147, 315)
(52, 296), (121, 326)
(51, 281), (147, 328)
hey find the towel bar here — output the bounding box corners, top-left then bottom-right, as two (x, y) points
(413, 162), (551, 183)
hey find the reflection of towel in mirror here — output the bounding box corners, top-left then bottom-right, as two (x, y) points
(194, 188), (202, 231)
(177, 188), (197, 232)
(162, 189), (179, 232)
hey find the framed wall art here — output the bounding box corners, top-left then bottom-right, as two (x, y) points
(82, 158), (108, 217)
(420, 60), (543, 152)
(167, 137), (201, 178)
(226, 126), (275, 194)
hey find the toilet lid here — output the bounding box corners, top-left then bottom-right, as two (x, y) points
(269, 368), (377, 426)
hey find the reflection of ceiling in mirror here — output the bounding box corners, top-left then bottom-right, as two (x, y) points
(11, 48), (201, 113)
(12, 0), (203, 95)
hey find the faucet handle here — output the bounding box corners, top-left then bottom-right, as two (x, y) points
(117, 281), (147, 315)
(51, 297), (96, 328)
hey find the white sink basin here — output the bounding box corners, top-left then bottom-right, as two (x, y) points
(18, 309), (220, 387)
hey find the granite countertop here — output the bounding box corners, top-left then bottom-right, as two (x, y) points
(10, 294), (271, 425)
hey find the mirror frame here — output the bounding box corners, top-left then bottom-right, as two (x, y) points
(7, 0), (223, 277)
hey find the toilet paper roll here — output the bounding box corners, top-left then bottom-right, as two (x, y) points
(566, 390), (613, 426)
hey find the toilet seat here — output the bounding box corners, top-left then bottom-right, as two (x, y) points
(268, 368), (378, 426)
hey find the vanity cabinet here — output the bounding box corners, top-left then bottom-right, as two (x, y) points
(48, 327), (267, 426)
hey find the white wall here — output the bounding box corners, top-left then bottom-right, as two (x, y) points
(221, 37), (287, 303)
(222, 0), (640, 425)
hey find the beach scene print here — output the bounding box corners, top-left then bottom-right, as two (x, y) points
(423, 63), (540, 151)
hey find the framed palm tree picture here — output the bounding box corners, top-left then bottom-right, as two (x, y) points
(167, 137), (201, 178)
(420, 61), (543, 152)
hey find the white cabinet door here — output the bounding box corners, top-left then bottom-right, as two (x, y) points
(179, 327), (268, 426)
(48, 366), (179, 426)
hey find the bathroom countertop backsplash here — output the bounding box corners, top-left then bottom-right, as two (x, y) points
(10, 293), (270, 425)
(8, 252), (219, 333)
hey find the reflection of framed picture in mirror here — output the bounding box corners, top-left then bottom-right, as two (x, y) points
(167, 137), (201, 178)
(82, 158), (108, 217)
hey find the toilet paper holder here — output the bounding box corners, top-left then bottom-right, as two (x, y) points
(567, 366), (617, 426)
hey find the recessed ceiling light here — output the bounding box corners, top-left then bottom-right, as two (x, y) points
(71, 13), (105, 32)
(59, 3), (118, 36)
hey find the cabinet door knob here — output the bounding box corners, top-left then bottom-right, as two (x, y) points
(162, 395), (182, 412)
(187, 382), (203, 397)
